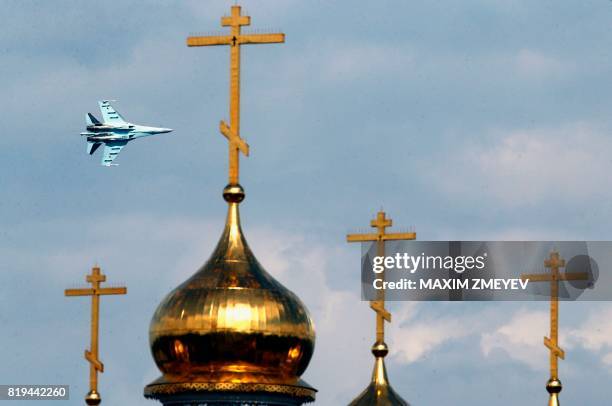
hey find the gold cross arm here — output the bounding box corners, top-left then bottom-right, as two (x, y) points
(520, 272), (588, 282)
(239, 33), (285, 45)
(85, 350), (104, 372)
(371, 214), (391, 229)
(370, 300), (391, 322)
(544, 337), (565, 360)
(65, 287), (127, 296)
(187, 33), (284, 47)
(560, 272), (589, 281)
(221, 13), (250, 27)
(347, 231), (416, 243)
(187, 35), (233, 47)
(545, 253), (566, 269)
(220, 121), (249, 156)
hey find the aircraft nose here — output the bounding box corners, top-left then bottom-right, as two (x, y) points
(159, 128), (173, 134)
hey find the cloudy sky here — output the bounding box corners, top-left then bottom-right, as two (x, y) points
(2, 0), (612, 404)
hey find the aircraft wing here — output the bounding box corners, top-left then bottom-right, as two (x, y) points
(101, 140), (128, 166)
(99, 100), (127, 125)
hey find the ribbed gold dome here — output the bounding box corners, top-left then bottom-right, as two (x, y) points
(349, 342), (408, 406)
(145, 185), (316, 401)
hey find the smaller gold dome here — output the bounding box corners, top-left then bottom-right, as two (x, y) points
(348, 342), (409, 406)
(145, 185), (316, 401)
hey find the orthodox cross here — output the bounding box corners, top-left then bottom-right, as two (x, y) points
(187, 5), (285, 185)
(520, 251), (587, 404)
(65, 266), (127, 405)
(347, 211), (416, 344)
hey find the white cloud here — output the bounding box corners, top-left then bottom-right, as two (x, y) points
(480, 308), (549, 370)
(602, 352), (612, 366)
(321, 44), (414, 82)
(388, 303), (612, 373)
(427, 224), (577, 241)
(389, 302), (473, 364)
(515, 49), (569, 78)
(567, 305), (612, 352)
(268, 41), (414, 92)
(424, 123), (612, 207)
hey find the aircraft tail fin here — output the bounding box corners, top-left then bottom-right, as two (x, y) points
(98, 100), (127, 125)
(87, 141), (102, 155)
(86, 113), (101, 126)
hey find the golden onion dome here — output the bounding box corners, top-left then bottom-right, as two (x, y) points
(144, 185), (316, 402)
(348, 342), (409, 406)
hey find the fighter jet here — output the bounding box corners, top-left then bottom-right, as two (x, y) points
(81, 100), (172, 166)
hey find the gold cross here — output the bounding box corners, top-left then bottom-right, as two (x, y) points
(347, 211), (416, 344)
(521, 251), (587, 382)
(187, 5), (285, 185)
(65, 266), (127, 404)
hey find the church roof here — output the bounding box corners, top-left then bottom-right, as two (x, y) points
(145, 185), (316, 403)
(348, 342), (409, 406)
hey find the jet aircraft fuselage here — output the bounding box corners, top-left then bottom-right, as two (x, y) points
(81, 101), (172, 166)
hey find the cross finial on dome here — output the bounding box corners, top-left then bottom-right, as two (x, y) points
(65, 266), (127, 405)
(346, 211), (414, 405)
(187, 5), (285, 187)
(521, 251), (588, 406)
